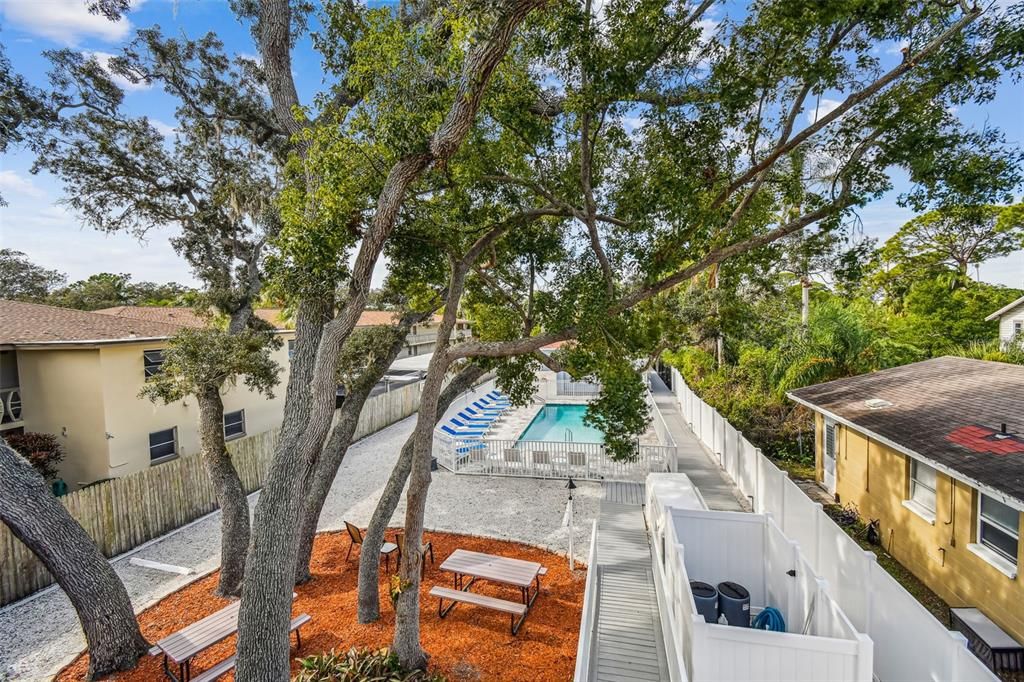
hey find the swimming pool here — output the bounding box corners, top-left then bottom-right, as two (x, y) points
(517, 404), (604, 443)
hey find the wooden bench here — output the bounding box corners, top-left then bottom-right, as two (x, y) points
(430, 585), (528, 635)
(151, 613), (311, 681)
(189, 655), (236, 682)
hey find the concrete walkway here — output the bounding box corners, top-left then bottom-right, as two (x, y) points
(648, 373), (748, 512)
(589, 483), (669, 682)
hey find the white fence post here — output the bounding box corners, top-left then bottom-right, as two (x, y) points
(863, 550), (877, 639)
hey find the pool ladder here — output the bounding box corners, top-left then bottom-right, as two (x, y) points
(564, 428), (573, 443)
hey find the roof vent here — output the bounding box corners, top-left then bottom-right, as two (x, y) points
(864, 398), (893, 410)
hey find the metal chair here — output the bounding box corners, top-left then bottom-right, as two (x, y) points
(344, 521), (399, 572)
(393, 531), (435, 578)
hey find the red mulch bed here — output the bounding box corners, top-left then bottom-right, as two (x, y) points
(57, 531), (585, 681)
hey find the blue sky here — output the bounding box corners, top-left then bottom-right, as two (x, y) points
(0, 0), (1021, 290)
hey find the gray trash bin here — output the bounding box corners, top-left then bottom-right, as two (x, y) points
(717, 581), (750, 627)
(690, 581), (719, 623)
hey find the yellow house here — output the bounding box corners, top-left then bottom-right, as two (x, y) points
(0, 300), (293, 490)
(789, 356), (1024, 653)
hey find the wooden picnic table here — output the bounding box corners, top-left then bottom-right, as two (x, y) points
(439, 549), (544, 608)
(151, 593), (297, 681)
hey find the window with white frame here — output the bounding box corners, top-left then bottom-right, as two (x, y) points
(143, 349), (165, 378)
(149, 427), (178, 463)
(223, 409), (246, 440)
(979, 493), (1020, 565)
(908, 459), (937, 513)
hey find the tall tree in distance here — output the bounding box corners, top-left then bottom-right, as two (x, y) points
(35, 33), (286, 596)
(0, 249), (66, 302)
(877, 203), (1024, 285)
(45, 273), (194, 310)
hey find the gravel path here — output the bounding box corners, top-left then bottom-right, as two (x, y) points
(0, 413), (599, 680)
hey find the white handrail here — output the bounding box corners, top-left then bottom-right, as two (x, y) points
(573, 520), (600, 682)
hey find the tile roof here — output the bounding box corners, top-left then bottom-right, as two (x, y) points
(788, 356), (1024, 505)
(0, 300), (184, 345)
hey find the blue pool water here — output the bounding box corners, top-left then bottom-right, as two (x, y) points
(518, 404), (604, 443)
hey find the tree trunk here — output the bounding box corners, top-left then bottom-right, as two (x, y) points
(392, 354), (450, 670)
(357, 363), (485, 623)
(391, 263), (472, 669)
(196, 387), (250, 597)
(293, 320), (422, 584)
(236, 2), (542, 676)
(0, 441), (149, 680)
(235, 296), (334, 681)
(292, 398), (365, 585)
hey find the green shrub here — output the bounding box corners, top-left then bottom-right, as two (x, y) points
(5, 432), (64, 480)
(294, 648), (446, 682)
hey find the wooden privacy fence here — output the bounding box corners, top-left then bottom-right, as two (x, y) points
(0, 379), (425, 607)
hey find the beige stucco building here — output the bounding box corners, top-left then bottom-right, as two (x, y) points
(0, 300), (293, 489)
(0, 301), (471, 490)
(789, 357), (1024, 651)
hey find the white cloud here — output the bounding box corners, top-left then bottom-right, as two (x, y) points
(89, 51), (152, 91)
(0, 170), (45, 199)
(0, 0), (134, 45)
(149, 119), (177, 138)
(886, 40), (910, 57)
(806, 97), (842, 125)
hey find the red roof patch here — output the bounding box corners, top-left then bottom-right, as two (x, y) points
(946, 425), (1024, 456)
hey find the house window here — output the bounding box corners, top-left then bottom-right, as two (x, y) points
(824, 420), (837, 459)
(287, 339), (295, 361)
(149, 427), (178, 463)
(909, 460), (937, 512)
(223, 409), (246, 440)
(144, 349), (165, 378)
(1015, 320), (1023, 338)
(979, 494), (1020, 565)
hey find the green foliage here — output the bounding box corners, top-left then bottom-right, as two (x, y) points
(294, 648), (445, 682)
(5, 432), (65, 481)
(336, 325), (408, 394)
(876, 204), (1024, 281)
(891, 278), (1022, 353)
(943, 339), (1024, 365)
(772, 301), (925, 394)
(139, 326), (282, 404)
(0, 249), (66, 302)
(46, 273), (194, 311)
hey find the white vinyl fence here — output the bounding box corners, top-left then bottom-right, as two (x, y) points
(435, 437), (675, 481)
(670, 368), (998, 682)
(435, 384), (677, 481)
(648, 498), (873, 682)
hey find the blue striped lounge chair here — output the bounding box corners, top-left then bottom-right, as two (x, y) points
(471, 401), (504, 414)
(457, 410), (495, 424)
(464, 406), (498, 419)
(450, 418), (489, 432)
(440, 424), (484, 438)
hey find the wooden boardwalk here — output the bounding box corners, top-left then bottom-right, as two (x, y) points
(588, 486), (669, 682)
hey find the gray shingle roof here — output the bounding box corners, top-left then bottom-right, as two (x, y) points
(788, 356), (1024, 505)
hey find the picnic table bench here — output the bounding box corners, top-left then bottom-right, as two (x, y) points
(433, 549), (545, 635)
(148, 594), (309, 681)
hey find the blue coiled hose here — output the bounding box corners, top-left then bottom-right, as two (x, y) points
(752, 606), (786, 632)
